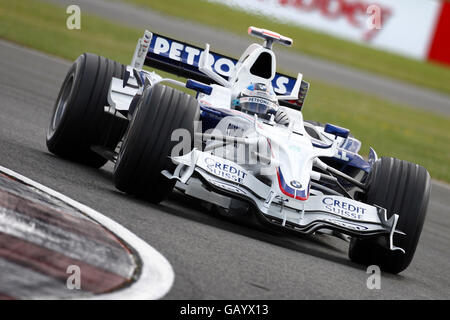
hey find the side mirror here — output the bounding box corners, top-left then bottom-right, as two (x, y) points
(324, 123), (350, 139)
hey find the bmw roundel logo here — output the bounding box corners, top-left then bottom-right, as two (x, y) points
(290, 180), (302, 189)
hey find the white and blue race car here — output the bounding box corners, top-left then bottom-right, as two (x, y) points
(46, 27), (431, 274)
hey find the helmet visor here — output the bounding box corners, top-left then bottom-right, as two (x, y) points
(238, 96), (278, 117)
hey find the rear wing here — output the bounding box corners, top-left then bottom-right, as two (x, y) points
(131, 30), (309, 111)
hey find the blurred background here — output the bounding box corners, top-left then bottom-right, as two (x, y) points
(0, 0), (449, 183)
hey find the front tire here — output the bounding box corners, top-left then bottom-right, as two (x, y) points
(113, 84), (199, 203)
(348, 157), (431, 274)
(46, 53), (126, 168)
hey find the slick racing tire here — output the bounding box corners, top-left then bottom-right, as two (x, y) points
(348, 157), (431, 274)
(113, 84), (199, 203)
(47, 53), (126, 168)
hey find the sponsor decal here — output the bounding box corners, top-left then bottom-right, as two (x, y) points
(290, 180), (302, 189)
(240, 96), (274, 107)
(148, 35), (296, 95)
(322, 197), (366, 220)
(204, 157), (247, 183)
(277, 167), (309, 200)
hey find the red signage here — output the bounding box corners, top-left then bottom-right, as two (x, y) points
(275, 0), (392, 41)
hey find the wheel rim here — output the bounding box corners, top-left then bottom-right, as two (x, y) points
(51, 74), (74, 132)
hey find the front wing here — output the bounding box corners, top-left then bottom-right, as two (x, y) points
(162, 150), (405, 253)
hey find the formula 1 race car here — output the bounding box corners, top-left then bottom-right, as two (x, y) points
(46, 27), (431, 274)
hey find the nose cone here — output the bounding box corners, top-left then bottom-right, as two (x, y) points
(274, 137), (314, 201)
(276, 167), (310, 201)
(264, 123), (314, 201)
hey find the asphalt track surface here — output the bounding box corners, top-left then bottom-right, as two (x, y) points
(1, 39), (450, 299)
(43, 0), (450, 116)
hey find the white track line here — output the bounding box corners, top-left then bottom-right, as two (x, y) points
(0, 165), (174, 300)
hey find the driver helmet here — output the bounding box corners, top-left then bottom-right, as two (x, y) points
(233, 83), (278, 120)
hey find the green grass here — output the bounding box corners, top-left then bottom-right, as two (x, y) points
(0, 0), (449, 182)
(0, 0), (141, 63)
(122, 0), (450, 96)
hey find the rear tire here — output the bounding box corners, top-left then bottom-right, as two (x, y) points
(113, 84), (199, 203)
(46, 53), (126, 168)
(348, 157), (431, 274)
